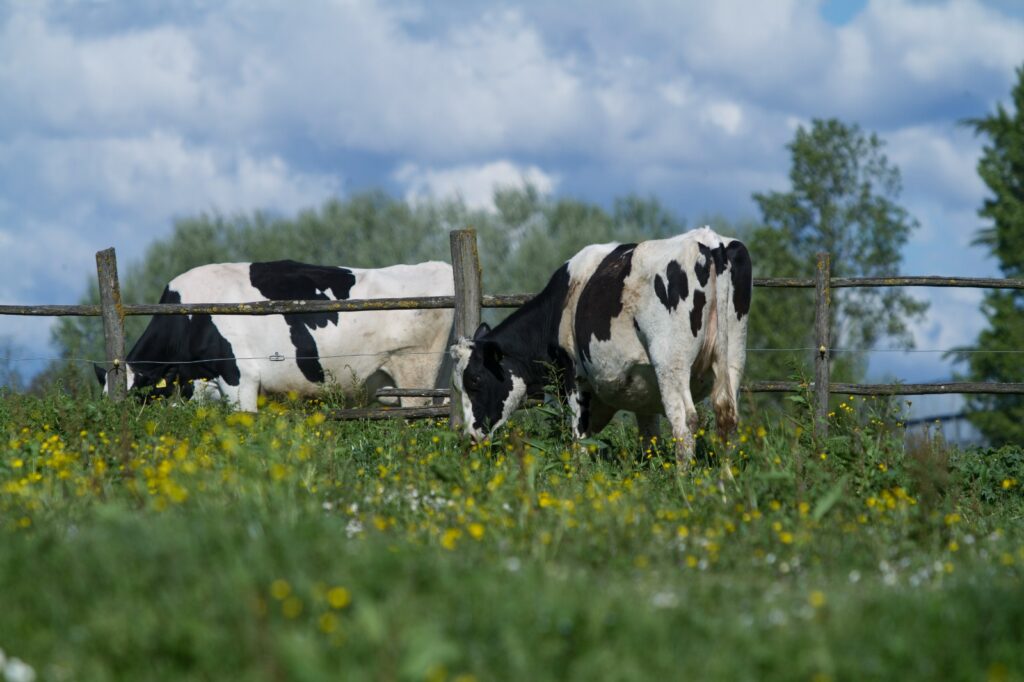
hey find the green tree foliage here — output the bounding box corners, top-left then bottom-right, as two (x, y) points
(954, 66), (1024, 445)
(42, 189), (684, 393)
(750, 118), (927, 385)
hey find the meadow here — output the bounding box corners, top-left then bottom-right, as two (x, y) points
(0, 388), (1022, 681)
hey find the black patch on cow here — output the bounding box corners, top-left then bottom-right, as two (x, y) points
(653, 261), (688, 311)
(482, 262), (573, 394)
(548, 344), (577, 398)
(125, 287), (241, 401)
(576, 389), (592, 437)
(693, 244), (721, 288)
(460, 261), (575, 431)
(575, 244), (637, 363)
(249, 260), (357, 383)
(461, 345), (514, 434)
(653, 275), (667, 309)
(725, 240), (753, 320)
(458, 260), (577, 430)
(690, 289), (707, 337)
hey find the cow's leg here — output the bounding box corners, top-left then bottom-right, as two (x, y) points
(364, 368), (399, 407)
(567, 387), (617, 440)
(644, 336), (702, 465)
(191, 378), (223, 403)
(587, 396), (617, 437)
(218, 376), (259, 412)
(381, 356), (439, 408)
(566, 385), (590, 439)
(636, 413), (662, 455)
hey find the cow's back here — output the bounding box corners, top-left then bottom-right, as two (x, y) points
(162, 260), (454, 400)
(169, 262), (266, 304)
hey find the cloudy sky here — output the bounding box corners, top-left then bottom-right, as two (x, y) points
(2, 0), (1024, 384)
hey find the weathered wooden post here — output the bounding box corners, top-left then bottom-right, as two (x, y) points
(813, 252), (831, 439)
(449, 229), (482, 431)
(96, 248), (127, 401)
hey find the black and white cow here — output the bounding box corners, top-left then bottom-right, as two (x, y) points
(450, 227), (751, 462)
(95, 260), (454, 411)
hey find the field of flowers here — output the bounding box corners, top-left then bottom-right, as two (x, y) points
(0, 388), (1022, 681)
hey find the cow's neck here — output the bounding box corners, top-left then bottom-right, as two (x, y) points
(487, 262), (571, 395)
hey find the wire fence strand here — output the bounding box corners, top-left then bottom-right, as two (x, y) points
(3, 346), (1024, 369)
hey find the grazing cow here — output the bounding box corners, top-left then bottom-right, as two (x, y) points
(95, 260), (454, 411)
(450, 227), (751, 462)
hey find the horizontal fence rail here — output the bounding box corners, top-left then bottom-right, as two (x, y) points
(328, 405), (450, 421)
(6, 277), (1023, 318)
(0, 294), (533, 317)
(751, 276), (1024, 289)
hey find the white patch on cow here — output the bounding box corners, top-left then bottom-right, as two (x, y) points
(448, 337), (474, 367)
(493, 373), (527, 439)
(102, 364), (136, 396)
(448, 337), (480, 438)
(567, 388), (585, 439)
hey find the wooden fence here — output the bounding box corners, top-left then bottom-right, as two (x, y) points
(3, 230), (1024, 437)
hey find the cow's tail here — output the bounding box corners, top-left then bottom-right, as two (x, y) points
(714, 240), (752, 436)
(709, 246), (736, 436)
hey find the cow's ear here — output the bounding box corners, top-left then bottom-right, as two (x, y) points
(481, 341), (505, 380)
(473, 322), (491, 340)
(93, 364), (107, 386)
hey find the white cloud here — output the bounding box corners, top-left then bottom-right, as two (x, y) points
(826, 0), (1024, 119)
(0, 6), (201, 136)
(394, 160), (558, 212)
(863, 0), (1024, 82)
(0, 132), (339, 223)
(888, 126), (986, 210)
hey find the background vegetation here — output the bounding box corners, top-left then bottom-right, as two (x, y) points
(40, 117), (926, 410)
(955, 66), (1024, 445)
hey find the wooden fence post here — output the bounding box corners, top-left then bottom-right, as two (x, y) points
(96, 248), (127, 401)
(449, 229), (482, 431)
(814, 252), (831, 439)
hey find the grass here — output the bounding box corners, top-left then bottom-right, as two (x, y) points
(0, 388), (1022, 681)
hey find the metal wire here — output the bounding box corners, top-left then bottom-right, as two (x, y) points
(0, 350), (448, 366)
(746, 347), (1024, 354)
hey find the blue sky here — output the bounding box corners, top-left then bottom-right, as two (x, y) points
(1, 0), (1023, 384)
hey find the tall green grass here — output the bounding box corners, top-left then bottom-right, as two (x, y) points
(0, 388), (1021, 681)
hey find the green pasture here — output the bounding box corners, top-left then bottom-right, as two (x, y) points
(0, 389), (1022, 681)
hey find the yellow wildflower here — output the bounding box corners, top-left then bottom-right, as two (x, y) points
(327, 586), (351, 609)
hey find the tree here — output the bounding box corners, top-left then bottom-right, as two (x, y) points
(954, 65), (1024, 444)
(750, 118), (927, 386)
(42, 188), (685, 394)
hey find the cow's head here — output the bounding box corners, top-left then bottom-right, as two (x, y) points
(449, 324), (528, 442)
(93, 363), (179, 402)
